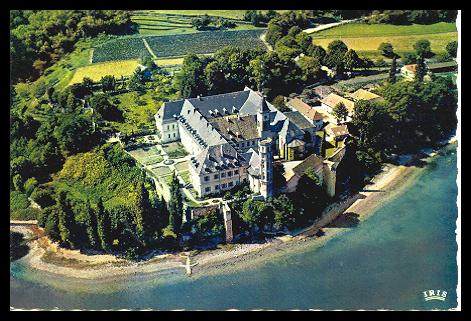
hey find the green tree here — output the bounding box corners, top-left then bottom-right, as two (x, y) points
(333, 102), (349, 123)
(446, 40), (458, 58)
(90, 93), (121, 121)
(101, 75), (116, 92)
(272, 194), (296, 230)
(271, 95), (289, 112)
(378, 42), (395, 58)
(297, 56), (323, 82)
(344, 49), (361, 72)
(415, 56), (427, 82)
(413, 39), (432, 58)
(307, 44), (326, 64)
(57, 192), (76, 249)
(84, 200), (99, 249)
(96, 198), (111, 252)
(53, 112), (96, 156)
(44, 205), (61, 242)
(167, 173), (183, 234)
(389, 56), (397, 84)
(175, 54), (208, 98)
(402, 52), (417, 65)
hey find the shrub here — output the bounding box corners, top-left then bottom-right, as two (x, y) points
(11, 207), (41, 221)
(10, 191), (30, 214)
(24, 177), (39, 197)
(30, 187), (56, 208)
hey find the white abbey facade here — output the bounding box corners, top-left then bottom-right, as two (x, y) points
(155, 87), (322, 199)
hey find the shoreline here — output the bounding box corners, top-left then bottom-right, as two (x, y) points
(10, 141), (455, 281)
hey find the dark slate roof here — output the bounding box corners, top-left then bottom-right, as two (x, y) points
(292, 154), (324, 177)
(160, 99), (185, 122)
(279, 118), (305, 141)
(189, 143), (248, 174)
(209, 115), (260, 143)
(284, 111), (315, 130)
(327, 145), (346, 163)
(259, 96), (270, 112)
(177, 100), (227, 147)
(287, 139), (306, 148)
(158, 88), (279, 123)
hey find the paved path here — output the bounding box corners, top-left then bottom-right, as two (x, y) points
(303, 19), (359, 34)
(10, 220), (38, 226)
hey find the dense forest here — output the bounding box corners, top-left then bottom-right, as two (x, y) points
(10, 10), (135, 83)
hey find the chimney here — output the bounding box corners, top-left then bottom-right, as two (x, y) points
(236, 131), (240, 138)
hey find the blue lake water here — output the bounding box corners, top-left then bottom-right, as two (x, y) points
(10, 144), (458, 310)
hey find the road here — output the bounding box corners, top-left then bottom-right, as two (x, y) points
(303, 19), (360, 34)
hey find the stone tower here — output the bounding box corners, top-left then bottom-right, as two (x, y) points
(259, 137), (273, 199)
(257, 96), (271, 139)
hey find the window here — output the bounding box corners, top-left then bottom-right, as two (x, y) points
(228, 181), (233, 187)
(221, 172), (226, 178)
(205, 187), (211, 193)
(228, 171), (232, 177)
(234, 169), (238, 174)
(204, 176), (210, 182)
(222, 183), (227, 188)
(215, 185), (220, 190)
(214, 174), (219, 179)
(168, 134), (171, 138)
(241, 142), (245, 147)
(173, 133), (176, 137)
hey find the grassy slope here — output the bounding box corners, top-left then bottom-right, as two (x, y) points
(311, 22), (458, 59)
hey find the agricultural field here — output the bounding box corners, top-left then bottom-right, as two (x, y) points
(146, 29), (267, 58)
(130, 10), (269, 36)
(43, 35), (114, 90)
(134, 10), (250, 20)
(92, 37), (150, 63)
(68, 60), (141, 85)
(155, 57), (184, 66)
(311, 22), (458, 59)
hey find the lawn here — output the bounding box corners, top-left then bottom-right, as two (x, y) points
(174, 160), (189, 172)
(162, 142), (189, 159)
(68, 60), (141, 85)
(311, 22), (458, 60)
(149, 166), (173, 177)
(312, 22), (457, 38)
(127, 146), (163, 166)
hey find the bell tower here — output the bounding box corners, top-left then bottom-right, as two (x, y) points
(257, 96), (271, 139)
(259, 137), (273, 199)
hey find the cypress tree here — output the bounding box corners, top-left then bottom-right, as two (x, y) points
(57, 191), (76, 249)
(389, 56), (397, 84)
(167, 173), (183, 234)
(415, 56), (426, 82)
(96, 198), (110, 252)
(44, 205), (60, 242)
(85, 199), (99, 249)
